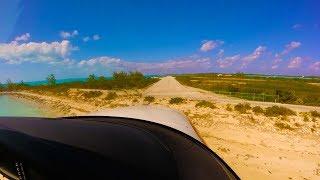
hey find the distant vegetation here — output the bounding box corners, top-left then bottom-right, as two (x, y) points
(175, 73), (320, 106)
(252, 106), (264, 115)
(105, 92), (118, 100)
(264, 106), (296, 117)
(169, 97), (184, 104)
(234, 103), (251, 113)
(195, 100), (216, 109)
(144, 96), (155, 103)
(82, 91), (103, 99)
(0, 71), (159, 93)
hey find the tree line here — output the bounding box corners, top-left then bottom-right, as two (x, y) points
(0, 71), (158, 92)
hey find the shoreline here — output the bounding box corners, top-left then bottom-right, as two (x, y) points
(1, 90), (320, 179)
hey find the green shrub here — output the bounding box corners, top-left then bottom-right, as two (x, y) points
(275, 90), (297, 103)
(195, 100), (216, 109)
(274, 122), (294, 131)
(169, 97), (184, 104)
(310, 110), (320, 118)
(252, 106), (264, 115)
(82, 91), (103, 99)
(264, 106), (296, 117)
(144, 96), (155, 103)
(105, 92), (117, 100)
(234, 103), (251, 113)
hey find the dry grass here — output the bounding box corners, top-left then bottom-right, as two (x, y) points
(169, 97), (185, 104)
(264, 106), (296, 117)
(234, 103), (251, 113)
(195, 100), (216, 109)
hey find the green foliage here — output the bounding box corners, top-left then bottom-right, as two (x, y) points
(144, 96), (155, 103)
(169, 97), (184, 104)
(105, 92), (117, 100)
(234, 103), (251, 113)
(87, 74), (97, 86)
(252, 106), (264, 114)
(82, 91), (103, 99)
(195, 100), (216, 109)
(46, 74), (56, 86)
(310, 110), (320, 118)
(264, 106), (296, 117)
(175, 73), (320, 106)
(275, 90), (297, 103)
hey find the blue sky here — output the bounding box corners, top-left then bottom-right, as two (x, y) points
(0, 0), (320, 82)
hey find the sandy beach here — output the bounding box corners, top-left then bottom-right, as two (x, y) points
(4, 76), (320, 179)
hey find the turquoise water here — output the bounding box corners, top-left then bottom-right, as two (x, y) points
(0, 95), (44, 117)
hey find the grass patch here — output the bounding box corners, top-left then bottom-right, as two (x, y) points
(274, 122), (295, 131)
(175, 73), (320, 106)
(144, 96), (155, 103)
(310, 110), (320, 118)
(195, 100), (216, 109)
(169, 97), (184, 104)
(234, 103), (251, 113)
(82, 91), (103, 99)
(264, 106), (296, 117)
(252, 106), (264, 115)
(105, 92), (118, 100)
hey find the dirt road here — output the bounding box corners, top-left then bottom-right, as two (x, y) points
(144, 76), (320, 112)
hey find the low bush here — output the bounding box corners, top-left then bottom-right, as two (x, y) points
(274, 122), (294, 131)
(252, 106), (264, 115)
(169, 97), (184, 104)
(310, 110), (320, 118)
(264, 106), (296, 117)
(144, 96), (155, 103)
(82, 91), (103, 99)
(234, 103), (251, 113)
(195, 100), (216, 109)
(105, 92), (117, 100)
(226, 104), (233, 111)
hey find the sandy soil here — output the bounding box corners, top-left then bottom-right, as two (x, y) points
(4, 76), (320, 179)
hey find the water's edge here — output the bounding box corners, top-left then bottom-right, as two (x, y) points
(0, 94), (53, 117)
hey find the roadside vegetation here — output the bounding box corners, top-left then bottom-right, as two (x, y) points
(169, 97), (184, 104)
(175, 73), (320, 106)
(264, 106), (296, 117)
(252, 106), (264, 115)
(195, 100), (216, 109)
(234, 103), (251, 113)
(144, 96), (155, 103)
(82, 91), (103, 99)
(105, 92), (118, 100)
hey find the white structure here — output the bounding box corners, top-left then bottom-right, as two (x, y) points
(88, 105), (201, 142)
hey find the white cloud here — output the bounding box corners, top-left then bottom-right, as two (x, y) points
(309, 61), (320, 71)
(217, 49), (224, 58)
(271, 53), (282, 69)
(0, 40), (77, 64)
(93, 34), (100, 40)
(292, 24), (302, 30)
(217, 54), (241, 68)
(241, 46), (266, 67)
(78, 56), (211, 74)
(288, 56), (302, 69)
(281, 41), (301, 55)
(83, 36), (90, 42)
(60, 30), (79, 39)
(200, 40), (224, 52)
(14, 33), (31, 42)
